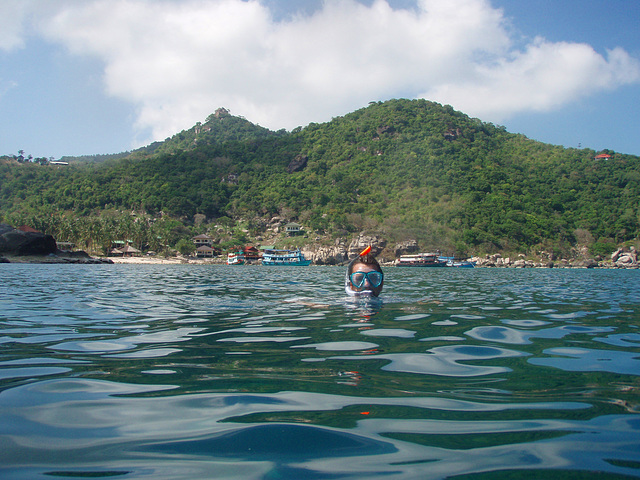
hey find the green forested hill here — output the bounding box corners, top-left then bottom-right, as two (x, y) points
(1, 99), (638, 257)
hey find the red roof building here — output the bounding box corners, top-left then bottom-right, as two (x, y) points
(243, 246), (261, 260)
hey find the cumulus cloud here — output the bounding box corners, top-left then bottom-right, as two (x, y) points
(423, 40), (640, 121)
(10, 0), (640, 144)
(0, 0), (36, 51)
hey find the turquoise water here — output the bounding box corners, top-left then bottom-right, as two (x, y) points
(1, 264), (639, 479)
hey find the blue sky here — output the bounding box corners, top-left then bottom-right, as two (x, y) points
(1, 0), (639, 159)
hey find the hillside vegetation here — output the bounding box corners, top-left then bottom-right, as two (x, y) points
(1, 99), (638, 258)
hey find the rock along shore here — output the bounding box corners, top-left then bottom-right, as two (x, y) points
(2, 223), (636, 268)
(469, 247), (638, 269)
(0, 223), (113, 264)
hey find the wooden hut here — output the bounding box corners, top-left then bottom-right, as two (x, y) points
(196, 245), (215, 258)
(120, 245), (141, 256)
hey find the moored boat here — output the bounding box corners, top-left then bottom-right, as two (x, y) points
(439, 255), (476, 268)
(446, 259), (476, 268)
(396, 253), (447, 267)
(262, 249), (311, 266)
(226, 251), (245, 265)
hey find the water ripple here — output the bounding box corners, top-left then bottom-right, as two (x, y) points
(1, 265), (639, 479)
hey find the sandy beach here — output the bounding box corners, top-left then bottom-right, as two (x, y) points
(109, 256), (186, 264)
(108, 255), (227, 265)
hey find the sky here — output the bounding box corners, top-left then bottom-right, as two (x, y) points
(1, 0), (639, 159)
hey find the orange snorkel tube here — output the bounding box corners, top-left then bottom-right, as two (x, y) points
(359, 246), (371, 257)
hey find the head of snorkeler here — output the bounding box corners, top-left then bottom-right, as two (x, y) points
(345, 246), (384, 297)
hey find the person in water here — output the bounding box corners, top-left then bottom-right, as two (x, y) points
(345, 246), (384, 297)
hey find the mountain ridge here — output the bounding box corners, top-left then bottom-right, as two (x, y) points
(1, 98), (638, 259)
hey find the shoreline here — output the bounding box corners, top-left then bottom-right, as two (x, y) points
(0, 254), (195, 265)
(2, 254), (638, 268)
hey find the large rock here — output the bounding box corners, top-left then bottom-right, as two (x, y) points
(301, 234), (388, 265)
(616, 254), (635, 266)
(0, 224), (57, 256)
(611, 248), (623, 262)
(574, 258), (598, 268)
(303, 244), (348, 265)
(347, 233), (387, 258)
(611, 247), (637, 267)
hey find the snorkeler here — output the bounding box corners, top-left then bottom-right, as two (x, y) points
(345, 246), (384, 297)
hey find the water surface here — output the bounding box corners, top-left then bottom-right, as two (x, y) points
(1, 265), (639, 479)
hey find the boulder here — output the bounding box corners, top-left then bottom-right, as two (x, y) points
(611, 248), (622, 262)
(574, 258), (598, 268)
(301, 233), (389, 265)
(347, 233), (387, 258)
(303, 245), (347, 265)
(0, 224), (57, 256)
(610, 247), (637, 267)
(616, 254), (635, 266)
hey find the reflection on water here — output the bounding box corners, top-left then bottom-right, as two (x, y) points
(1, 264), (640, 479)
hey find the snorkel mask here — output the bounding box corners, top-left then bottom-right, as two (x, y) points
(345, 246), (384, 297)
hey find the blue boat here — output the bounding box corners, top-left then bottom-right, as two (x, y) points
(262, 249), (311, 266)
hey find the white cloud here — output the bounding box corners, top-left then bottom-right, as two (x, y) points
(0, 0), (36, 51)
(9, 0), (639, 144)
(423, 39), (640, 122)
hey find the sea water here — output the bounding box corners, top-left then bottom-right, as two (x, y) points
(1, 264), (639, 479)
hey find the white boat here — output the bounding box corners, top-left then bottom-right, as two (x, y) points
(396, 253), (447, 267)
(226, 251), (245, 265)
(446, 260), (476, 268)
(262, 249), (311, 266)
(439, 255), (476, 268)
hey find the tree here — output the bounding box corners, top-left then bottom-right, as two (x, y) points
(1, 98), (639, 257)
(176, 238), (195, 256)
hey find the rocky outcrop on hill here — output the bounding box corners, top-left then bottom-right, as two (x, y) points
(287, 154), (308, 173)
(444, 127), (463, 141)
(0, 224), (57, 256)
